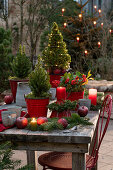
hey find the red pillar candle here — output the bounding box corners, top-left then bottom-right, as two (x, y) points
(88, 89), (97, 105)
(56, 87), (66, 102)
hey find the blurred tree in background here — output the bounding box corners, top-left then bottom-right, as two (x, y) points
(0, 27), (13, 92)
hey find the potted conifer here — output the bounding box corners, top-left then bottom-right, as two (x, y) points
(25, 56), (51, 118)
(9, 45), (31, 102)
(42, 22), (71, 87)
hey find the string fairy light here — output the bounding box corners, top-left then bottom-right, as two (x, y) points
(101, 23), (103, 28)
(98, 42), (101, 48)
(62, 8), (65, 16)
(64, 22), (67, 28)
(79, 14), (82, 21)
(84, 50), (88, 56)
(98, 9), (101, 16)
(93, 21), (97, 27)
(76, 37), (80, 43)
(94, 5), (97, 10)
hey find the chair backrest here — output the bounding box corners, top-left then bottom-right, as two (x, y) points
(91, 94), (112, 164)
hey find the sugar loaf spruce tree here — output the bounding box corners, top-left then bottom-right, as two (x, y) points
(62, 1), (102, 75)
(42, 22), (71, 73)
(11, 45), (31, 79)
(28, 56), (51, 98)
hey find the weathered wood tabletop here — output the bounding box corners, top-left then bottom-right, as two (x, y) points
(0, 112), (98, 170)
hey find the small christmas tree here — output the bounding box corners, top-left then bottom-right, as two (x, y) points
(42, 22), (71, 73)
(11, 45), (31, 79)
(28, 56), (51, 98)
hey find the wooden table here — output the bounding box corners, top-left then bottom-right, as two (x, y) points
(0, 112), (98, 170)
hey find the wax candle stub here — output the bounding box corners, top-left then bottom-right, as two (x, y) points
(30, 118), (37, 131)
(88, 89), (97, 105)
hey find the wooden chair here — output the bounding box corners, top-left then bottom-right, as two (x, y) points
(38, 95), (112, 170)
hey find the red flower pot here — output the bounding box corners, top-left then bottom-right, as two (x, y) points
(50, 110), (71, 118)
(50, 74), (63, 88)
(9, 79), (28, 103)
(53, 69), (61, 75)
(25, 98), (49, 118)
(66, 91), (84, 101)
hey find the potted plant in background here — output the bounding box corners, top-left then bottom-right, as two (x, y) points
(53, 71), (93, 101)
(42, 22), (71, 87)
(9, 45), (31, 102)
(25, 56), (51, 118)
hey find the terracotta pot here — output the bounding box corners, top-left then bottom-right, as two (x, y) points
(25, 97), (49, 118)
(9, 79), (28, 103)
(66, 91), (84, 101)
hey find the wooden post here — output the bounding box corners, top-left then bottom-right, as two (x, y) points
(26, 150), (38, 170)
(72, 152), (85, 170)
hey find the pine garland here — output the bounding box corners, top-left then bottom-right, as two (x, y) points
(27, 114), (93, 131)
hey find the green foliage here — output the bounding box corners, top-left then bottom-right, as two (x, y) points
(0, 141), (34, 170)
(60, 71), (93, 92)
(11, 45), (31, 79)
(27, 113), (93, 131)
(42, 22), (71, 70)
(28, 56), (51, 98)
(62, 9), (102, 74)
(40, 0), (80, 51)
(0, 27), (13, 92)
(48, 100), (77, 112)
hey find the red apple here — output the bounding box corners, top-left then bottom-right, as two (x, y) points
(37, 117), (48, 125)
(16, 117), (28, 129)
(53, 69), (61, 75)
(57, 118), (68, 128)
(4, 95), (13, 104)
(78, 106), (88, 117)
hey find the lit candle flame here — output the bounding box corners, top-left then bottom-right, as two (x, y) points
(94, 5), (97, 9)
(32, 118), (36, 122)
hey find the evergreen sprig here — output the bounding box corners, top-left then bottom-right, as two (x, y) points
(48, 100), (77, 112)
(0, 141), (34, 170)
